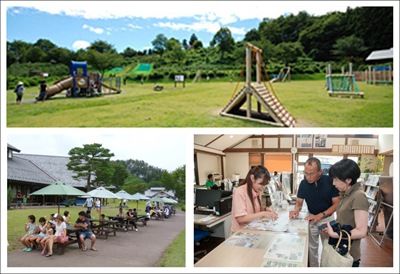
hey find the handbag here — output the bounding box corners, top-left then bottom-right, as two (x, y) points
(321, 230), (354, 267)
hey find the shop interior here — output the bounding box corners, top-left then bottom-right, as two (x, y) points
(194, 134), (393, 267)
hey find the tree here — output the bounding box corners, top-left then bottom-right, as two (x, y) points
(25, 47), (46, 63)
(67, 143), (114, 192)
(7, 40), (30, 66)
(48, 47), (73, 65)
(189, 34), (198, 46)
(182, 39), (189, 50)
(110, 161), (129, 188)
(122, 47), (137, 58)
(86, 49), (123, 75)
(171, 166), (185, 201)
(152, 34), (168, 54)
(122, 175), (148, 194)
(165, 38), (185, 64)
(88, 40), (117, 54)
(34, 39), (57, 57)
(274, 41), (305, 65)
(332, 35), (367, 62)
(210, 27), (235, 59)
(244, 28), (260, 42)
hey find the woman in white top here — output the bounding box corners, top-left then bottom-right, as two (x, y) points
(44, 215), (68, 257)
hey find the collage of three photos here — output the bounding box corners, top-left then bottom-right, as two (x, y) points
(1, 0), (397, 272)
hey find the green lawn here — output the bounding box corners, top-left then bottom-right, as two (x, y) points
(7, 200), (147, 252)
(7, 80), (393, 127)
(157, 229), (185, 267)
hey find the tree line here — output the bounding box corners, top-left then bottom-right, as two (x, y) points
(7, 6), (392, 86)
(67, 143), (185, 201)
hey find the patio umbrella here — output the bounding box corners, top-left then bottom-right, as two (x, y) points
(87, 187), (119, 217)
(130, 192), (150, 209)
(29, 181), (87, 214)
(115, 190), (134, 200)
(161, 197), (178, 204)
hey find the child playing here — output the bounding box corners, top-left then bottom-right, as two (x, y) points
(20, 215), (37, 252)
(40, 222), (54, 255)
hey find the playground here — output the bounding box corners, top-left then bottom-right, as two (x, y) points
(7, 79), (392, 127)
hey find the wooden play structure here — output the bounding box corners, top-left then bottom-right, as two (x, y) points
(220, 43), (296, 127)
(271, 67), (291, 83)
(325, 63), (364, 98)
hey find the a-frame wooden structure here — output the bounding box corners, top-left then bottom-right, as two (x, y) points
(220, 43), (296, 127)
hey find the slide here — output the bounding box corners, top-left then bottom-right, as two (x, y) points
(46, 76), (73, 98)
(101, 83), (121, 95)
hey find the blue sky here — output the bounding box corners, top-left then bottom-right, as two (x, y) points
(5, 1), (363, 53)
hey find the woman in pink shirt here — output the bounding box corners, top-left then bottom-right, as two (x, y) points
(231, 165), (278, 232)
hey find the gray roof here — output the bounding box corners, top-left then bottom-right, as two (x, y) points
(10, 154), (87, 188)
(8, 156), (55, 185)
(366, 48), (393, 61)
(7, 144), (21, 152)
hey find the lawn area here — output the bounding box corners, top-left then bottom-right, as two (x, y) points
(7, 200), (147, 252)
(157, 229), (185, 267)
(7, 80), (393, 127)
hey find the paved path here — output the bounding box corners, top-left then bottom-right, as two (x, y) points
(8, 212), (185, 267)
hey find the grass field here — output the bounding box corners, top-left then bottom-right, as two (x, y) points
(7, 80), (393, 127)
(7, 200), (147, 252)
(157, 229), (185, 267)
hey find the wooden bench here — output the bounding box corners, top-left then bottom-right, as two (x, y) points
(92, 221), (117, 239)
(54, 237), (79, 255)
(52, 229), (80, 255)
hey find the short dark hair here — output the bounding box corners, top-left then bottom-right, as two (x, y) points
(64, 210), (69, 217)
(207, 174), (213, 180)
(78, 211), (86, 217)
(28, 215), (36, 223)
(329, 159), (361, 186)
(305, 157), (321, 171)
(39, 217), (46, 223)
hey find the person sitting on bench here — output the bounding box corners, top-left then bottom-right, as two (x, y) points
(126, 209), (138, 231)
(75, 211), (97, 251)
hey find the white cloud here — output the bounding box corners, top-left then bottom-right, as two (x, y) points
(5, 1), (365, 21)
(154, 21), (246, 36)
(82, 24), (104, 34)
(72, 40), (90, 50)
(127, 23), (142, 30)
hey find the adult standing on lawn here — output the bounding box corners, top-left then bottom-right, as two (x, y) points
(75, 211), (97, 251)
(14, 81), (25, 104)
(84, 197), (94, 213)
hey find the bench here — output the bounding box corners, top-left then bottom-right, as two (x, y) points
(137, 215), (149, 226)
(54, 237), (79, 255)
(92, 221), (117, 239)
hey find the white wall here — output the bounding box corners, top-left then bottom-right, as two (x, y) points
(197, 152), (221, 185)
(225, 152), (249, 180)
(378, 134), (393, 154)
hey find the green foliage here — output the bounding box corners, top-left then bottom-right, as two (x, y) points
(210, 27), (235, 61)
(125, 159), (165, 182)
(332, 35), (367, 61)
(86, 49), (124, 75)
(67, 143), (114, 192)
(88, 40), (117, 54)
(152, 34), (168, 54)
(122, 175), (148, 194)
